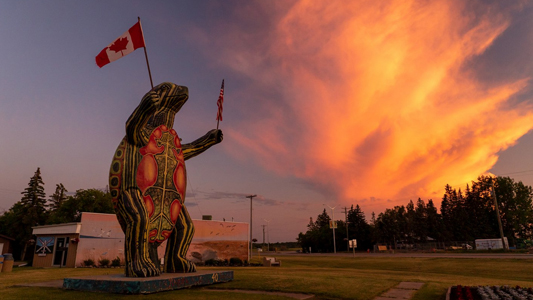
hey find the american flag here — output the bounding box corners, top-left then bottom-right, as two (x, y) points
(216, 79), (224, 121)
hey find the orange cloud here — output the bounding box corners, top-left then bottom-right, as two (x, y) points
(222, 0), (533, 208)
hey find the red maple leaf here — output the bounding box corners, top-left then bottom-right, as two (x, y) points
(109, 37), (129, 55)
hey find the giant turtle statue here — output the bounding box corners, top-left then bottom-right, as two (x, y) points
(109, 82), (223, 277)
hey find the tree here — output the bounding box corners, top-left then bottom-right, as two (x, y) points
(0, 168), (49, 261)
(413, 199), (428, 242)
(18, 168), (49, 260)
(425, 199), (444, 241)
(47, 188), (114, 224)
(440, 176), (533, 245)
(347, 205), (372, 251)
(48, 183), (68, 211)
(297, 209), (336, 253)
(491, 176), (533, 244)
(20, 168), (48, 225)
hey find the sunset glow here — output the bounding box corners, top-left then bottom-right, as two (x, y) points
(226, 0), (533, 207)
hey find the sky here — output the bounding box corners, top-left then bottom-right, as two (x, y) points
(1, 0), (533, 242)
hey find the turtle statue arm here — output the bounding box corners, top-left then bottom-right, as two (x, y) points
(125, 91), (160, 146)
(182, 129), (223, 161)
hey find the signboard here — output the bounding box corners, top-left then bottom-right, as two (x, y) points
(329, 220), (337, 229)
(349, 239), (357, 248)
(475, 238), (508, 250)
(36, 237), (55, 254)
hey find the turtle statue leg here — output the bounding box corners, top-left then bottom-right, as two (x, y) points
(120, 189), (161, 277)
(164, 205), (196, 273)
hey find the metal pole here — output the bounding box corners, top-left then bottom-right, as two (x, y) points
(344, 207), (349, 252)
(262, 225), (266, 249)
(264, 219), (271, 252)
(246, 195), (257, 261)
(325, 204), (337, 254)
(137, 17), (154, 89)
(490, 179), (508, 250)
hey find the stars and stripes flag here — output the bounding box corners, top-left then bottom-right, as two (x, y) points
(95, 21), (146, 68)
(216, 79), (225, 122)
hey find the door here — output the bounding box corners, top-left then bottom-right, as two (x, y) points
(53, 237), (69, 266)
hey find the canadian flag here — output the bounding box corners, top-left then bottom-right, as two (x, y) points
(95, 21), (145, 68)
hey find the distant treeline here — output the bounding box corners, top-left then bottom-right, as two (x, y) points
(298, 175), (533, 252)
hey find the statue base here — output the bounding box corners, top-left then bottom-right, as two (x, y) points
(63, 270), (233, 294)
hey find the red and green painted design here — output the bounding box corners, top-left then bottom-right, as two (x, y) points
(137, 125), (186, 243)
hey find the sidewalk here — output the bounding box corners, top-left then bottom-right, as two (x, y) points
(374, 282), (425, 300)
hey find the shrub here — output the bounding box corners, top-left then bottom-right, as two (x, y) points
(229, 257), (243, 266)
(204, 259), (225, 266)
(99, 258), (110, 267)
(83, 259), (95, 267)
(111, 257), (121, 267)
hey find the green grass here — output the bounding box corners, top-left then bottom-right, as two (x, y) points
(1, 255), (533, 299)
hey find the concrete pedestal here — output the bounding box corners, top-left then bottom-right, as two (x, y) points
(63, 270), (233, 294)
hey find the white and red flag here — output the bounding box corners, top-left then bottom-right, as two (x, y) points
(95, 21), (145, 68)
(216, 79), (225, 122)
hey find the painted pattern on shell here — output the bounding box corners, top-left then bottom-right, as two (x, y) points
(136, 125), (186, 243)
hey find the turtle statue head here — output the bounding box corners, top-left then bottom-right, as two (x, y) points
(142, 82), (188, 129)
(151, 82), (188, 112)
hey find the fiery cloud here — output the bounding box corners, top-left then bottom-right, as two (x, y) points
(215, 1), (533, 207)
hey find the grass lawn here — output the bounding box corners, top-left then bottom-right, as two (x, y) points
(1, 255), (532, 299)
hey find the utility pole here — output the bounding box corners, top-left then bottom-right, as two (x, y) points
(261, 225), (266, 250)
(343, 207), (350, 252)
(490, 179), (508, 250)
(264, 219), (271, 251)
(325, 204), (337, 254)
(247, 194), (257, 261)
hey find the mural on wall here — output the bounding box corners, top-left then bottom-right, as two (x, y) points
(109, 82), (223, 277)
(75, 213), (248, 268)
(186, 220), (248, 263)
(36, 237), (55, 254)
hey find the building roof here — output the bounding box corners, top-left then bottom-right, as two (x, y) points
(32, 222), (82, 235)
(0, 234), (15, 241)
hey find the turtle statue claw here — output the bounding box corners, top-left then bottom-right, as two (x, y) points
(109, 82), (223, 277)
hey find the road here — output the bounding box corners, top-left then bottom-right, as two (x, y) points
(270, 251), (533, 259)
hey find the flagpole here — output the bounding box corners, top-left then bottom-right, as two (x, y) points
(138, 17), (154, 89)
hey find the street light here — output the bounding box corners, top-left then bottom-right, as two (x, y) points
(324, 204), (337, 254)
(263, 219), (271, 252)
(489, 178), (508, 250)
(247, 194), (257, 261)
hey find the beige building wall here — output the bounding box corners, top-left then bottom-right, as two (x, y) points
(32, 212), (249, 267)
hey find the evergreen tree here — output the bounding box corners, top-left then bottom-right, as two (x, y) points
(347, 204), (372, 251)
(13, 168), (48, 261)
(297, 209), (336, 253)
(413, 198), (428, 242)
(20, 168), (48, 225)
(405, 200), (416, 243)
(425, 199), (444, 241)
(48, 183), (68, 211)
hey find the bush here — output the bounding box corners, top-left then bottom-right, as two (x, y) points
(204, 259), (226, 266)
(99, 258), (110, 267)
(83, 259), (95, 267)
(229, 257), (243, 266)
(111, 257), (121, 267)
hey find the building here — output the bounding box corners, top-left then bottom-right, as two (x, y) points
(32, 212), (249, 268)
(0, 234), (15, 255)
